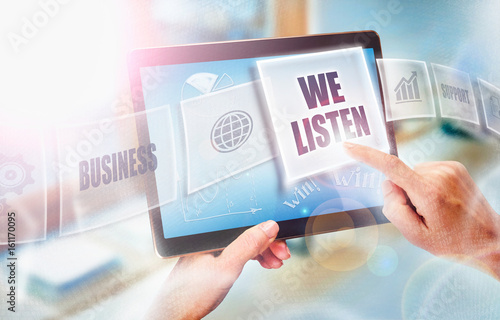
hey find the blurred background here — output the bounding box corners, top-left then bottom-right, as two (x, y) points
(1, 0), (500, 319)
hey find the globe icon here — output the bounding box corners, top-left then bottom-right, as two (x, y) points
(211, 111), (253, 153)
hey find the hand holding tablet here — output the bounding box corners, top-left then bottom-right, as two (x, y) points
(128, 32), (398, 258)
(145, 220), (290, 320)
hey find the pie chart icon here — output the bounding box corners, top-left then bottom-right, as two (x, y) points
(181, 72), (234, 100)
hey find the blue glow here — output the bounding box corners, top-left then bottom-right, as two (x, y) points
(367, 245), (399, 277)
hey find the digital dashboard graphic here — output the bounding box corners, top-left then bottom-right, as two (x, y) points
(4, 44), (499, 243)
(140, 48), (388, 239)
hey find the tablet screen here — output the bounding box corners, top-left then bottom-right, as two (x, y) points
(139, 47), (387, 240)
(129, 32), (397, 257)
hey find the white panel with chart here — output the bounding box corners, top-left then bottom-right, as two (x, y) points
(377, 59), (435, 121)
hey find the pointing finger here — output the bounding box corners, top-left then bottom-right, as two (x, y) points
(343, 142), (423, 195)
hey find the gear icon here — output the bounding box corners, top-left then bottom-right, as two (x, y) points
(0, 154), (35, 196)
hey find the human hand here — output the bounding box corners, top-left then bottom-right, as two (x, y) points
(343, 142), (500, 279)
(145, 220), (290, 320)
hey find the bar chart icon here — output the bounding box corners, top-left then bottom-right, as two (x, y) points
(377, 59), (435, 121)
(394, 71), (421, 104)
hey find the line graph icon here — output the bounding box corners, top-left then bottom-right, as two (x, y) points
(394, 71), (421, 104)
(377, 59), (435, 121)
(180, 167), (261, 222)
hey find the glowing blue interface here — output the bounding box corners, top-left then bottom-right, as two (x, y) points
(141, 48), (387, 238)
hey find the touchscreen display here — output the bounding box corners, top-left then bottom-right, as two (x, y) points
(140, 48), (387, 239)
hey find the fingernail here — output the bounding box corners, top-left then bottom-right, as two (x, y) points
(343, 142), (355, 150)
(286, 245), (291, 257)
(381, 180), (393, 197)
(259, 220), (278, 238)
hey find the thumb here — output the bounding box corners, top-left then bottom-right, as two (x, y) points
(220, 220), (279, 274)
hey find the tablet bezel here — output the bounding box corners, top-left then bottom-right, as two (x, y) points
(128, 31), (397, 258)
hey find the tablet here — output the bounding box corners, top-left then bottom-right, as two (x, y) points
(128, 31), (397, 258)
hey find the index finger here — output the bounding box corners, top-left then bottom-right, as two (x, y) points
(343, 142), (422, 193)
